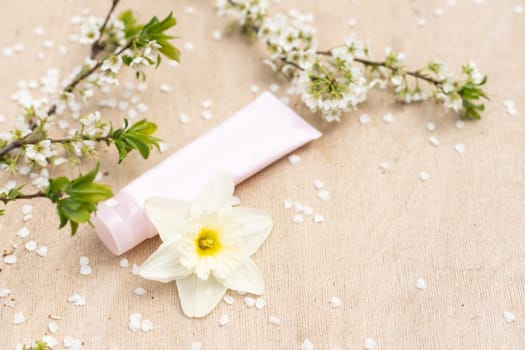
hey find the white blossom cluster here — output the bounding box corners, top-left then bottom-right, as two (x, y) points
(258, 10), (317, 72)
(218, 0), (488, 122)
(0, 11), (161, 193)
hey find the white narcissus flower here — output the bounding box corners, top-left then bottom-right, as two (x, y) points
(139, 172), (273, 318)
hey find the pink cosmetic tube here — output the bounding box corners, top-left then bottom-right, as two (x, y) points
(93, 92), (322, 255)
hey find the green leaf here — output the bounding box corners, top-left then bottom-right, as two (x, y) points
(46, 163), (114, 235)
(110, 119), (161, 163)
(119, 10), (142, 40)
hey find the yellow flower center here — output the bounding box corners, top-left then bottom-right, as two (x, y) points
(195, 228), (222, 257)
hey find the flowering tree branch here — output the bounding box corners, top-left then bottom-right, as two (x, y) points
(0, 1), (179, 234)
(218, 0), (488, 122)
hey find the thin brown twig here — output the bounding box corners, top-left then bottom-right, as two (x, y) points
(316, 50), (441, 86)
(0, 0), (126, 160)
(90, 0), (121, 59)
(0, 191), (46, 204)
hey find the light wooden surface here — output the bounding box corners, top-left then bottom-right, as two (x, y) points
(1, 0), (524, 349)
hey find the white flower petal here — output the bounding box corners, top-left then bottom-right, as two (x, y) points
(192, 172), (234, 215)
(217, 255), (264, 295)
(145, 197), (190, 243)
(232, 207), (273, 256)
(176, 274), (227, 318)
(139, 241), (191, 282)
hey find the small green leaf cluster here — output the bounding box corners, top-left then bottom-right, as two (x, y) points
(45, 163), (113, 235)
(24, 341), (51, 350)
(458, 74), (488, 120)
(120, 10), (180, 76)
(110, 119), (160, 163)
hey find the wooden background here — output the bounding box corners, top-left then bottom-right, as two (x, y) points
(1, 0), (524, 348)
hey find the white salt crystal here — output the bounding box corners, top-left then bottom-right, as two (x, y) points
(141, 319), (153, 332)
(17, 227), (30, 238)
(4, 255), (16, 264)
(416, 18), (427, 26)
(63, 336), (82, 349)
(136, 83), (148, 92)
(434, 8), (444, 16)
(48, 321), (59, 333)
(218, 314), (229, 326)
(244, 297), (256, 307)
(382, 113), (394, 123)
(0, 288), (10, 297)
(2, 47), (15, 57)
(42, 335), (57, 348)
(67, 294), (85, 306)
(301, 339), (314, 350)
(13, 43), (25, 52)
(184, 42), (195, 51)
(223, 295), (234, 305)
(504, 311), (516, 323)
(284, 199), (293, 209)
(364, 338), (377, 350)
(428, 136), (440, 147)
(119, 258), (129, 268)
(33, 26), (44, 36)
(313, 180), (325, 189)
(25, 240), (37, 251)
(359, 113), (371, 125)
(269, 83), (280, 93)
(36, 246), (48, 257)
(288, 154), (301, 165)
(426, 122), (436, 132)
(212, 30), (222, 40)
(317, 190), (330, 201)
(268, 316), (281, 325)
(454, 143), (465, 154)
(255, 297), (267, 310)
(128, 313), (142, 332)
(455, 120), (465, 129)
(230, 196), (241, 206)
(22, 204), (32, 215)
(191, 343), (203, 350)
(313, 214), (325, 223)
(504, 100), (518, 116)
(329, 296), (342, 308)
(185, 6), (195, 14)
(202, 110), (213, 120)
(202, 100), (213, 109)
(13, 312), (25, 325)
(416, 278), (427, 290)
(80, 265), (92, 276)
(292, 214), (304, 224)
(419, 172), (430, 182)
(380, 162), (391, 171)
(79, 256), (89, 266)
(303, 206), (314, 216)
(179, 113), (190, 124)
(160, 84), (172, 93)
(293, 202), (303, 213)
(132, 264), (140, 275)
(134, 287), (146, 296)
(514, 5), (524, 14)
(250, 84), (260, 94)
(347, 18), (357, 27)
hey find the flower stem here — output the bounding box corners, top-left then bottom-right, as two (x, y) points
(316, 50), (441, 86)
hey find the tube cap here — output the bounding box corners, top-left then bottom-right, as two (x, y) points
(92, 191), (155, 255)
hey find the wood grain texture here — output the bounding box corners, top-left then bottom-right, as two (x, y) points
(1, 0), (524, 349)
